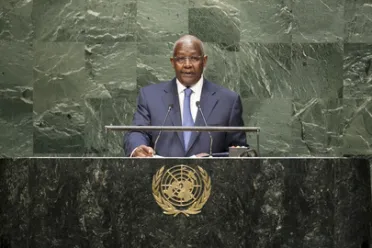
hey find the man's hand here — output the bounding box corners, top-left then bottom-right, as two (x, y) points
(195, 153), (210, 157)
(132, 145), (155, 157)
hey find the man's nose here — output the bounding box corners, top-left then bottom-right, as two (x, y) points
(183, 58), (192, 67)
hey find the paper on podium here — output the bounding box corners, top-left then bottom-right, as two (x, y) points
(153, 154), (195, 158)
(152, 154), (210, 158)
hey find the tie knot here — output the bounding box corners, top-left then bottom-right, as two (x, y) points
(184, 88), (192, 97)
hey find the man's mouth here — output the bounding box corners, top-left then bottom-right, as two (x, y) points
(182, 72), (194, 76)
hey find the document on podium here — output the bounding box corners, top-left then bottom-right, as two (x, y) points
(152, 154), (198, 158)
(151, 153), (228, 158)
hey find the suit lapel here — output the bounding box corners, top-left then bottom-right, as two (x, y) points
(185, 79), (219, 154)
(162, 78), (184, 148)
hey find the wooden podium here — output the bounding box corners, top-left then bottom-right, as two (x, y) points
(0, 157), (370, 247)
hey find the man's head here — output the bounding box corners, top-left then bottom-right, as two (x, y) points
(170, 35), (208, 87)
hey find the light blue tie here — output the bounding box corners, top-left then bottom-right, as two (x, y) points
(183, 88), (194, 151)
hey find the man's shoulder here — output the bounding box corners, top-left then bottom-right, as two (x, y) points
(206, 80), (239, 99)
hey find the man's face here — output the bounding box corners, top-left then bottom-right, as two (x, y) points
(170, 41), (208, 87)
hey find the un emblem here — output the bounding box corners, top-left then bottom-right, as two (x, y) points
(152, 165), (211, 216)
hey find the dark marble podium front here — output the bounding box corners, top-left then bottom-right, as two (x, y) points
(0, 158), (370, 248)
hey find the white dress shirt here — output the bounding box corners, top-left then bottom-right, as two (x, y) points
(176, 75), (203, 122)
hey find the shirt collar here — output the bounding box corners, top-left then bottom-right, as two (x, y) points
(176, 75), (204, 94)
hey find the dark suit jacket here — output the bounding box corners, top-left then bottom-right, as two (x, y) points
(124, 78), (247, 157)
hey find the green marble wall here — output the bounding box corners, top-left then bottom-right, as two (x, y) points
(0, 0), (371, 157)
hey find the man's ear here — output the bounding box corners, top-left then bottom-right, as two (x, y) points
(202, 55), (208, 68)
(170, 57), (175, 69)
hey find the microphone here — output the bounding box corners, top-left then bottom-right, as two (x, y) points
(196, 101), (213, 157)
(153, 104), (173, 154)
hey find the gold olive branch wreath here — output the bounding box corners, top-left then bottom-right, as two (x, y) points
(152, 166), (211, 217)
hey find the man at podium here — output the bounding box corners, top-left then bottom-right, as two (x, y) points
(124, 35), (248, 157)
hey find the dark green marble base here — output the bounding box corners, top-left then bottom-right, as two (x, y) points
(0, 158), (370, 247)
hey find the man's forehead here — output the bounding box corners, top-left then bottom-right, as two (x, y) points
(174, 42), (202, 55)
(175, 48), (199, 54)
